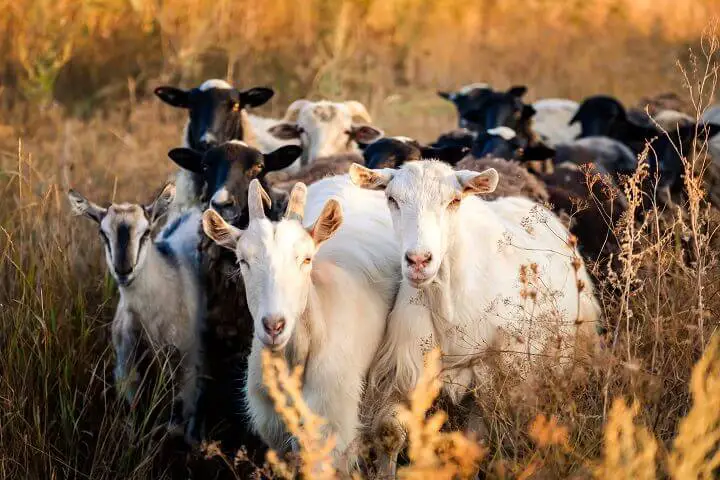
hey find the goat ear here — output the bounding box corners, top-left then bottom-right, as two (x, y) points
(168, 148), (204, 173)
(67, 189), (107, 223)
(456, 168), (499, 196)
(350, 125), (384, 145)
(154, 86), (190, 108)
(268, 123), (302, 140)
(308, 199), (342, 247)
(521, 104), (536, 119)
(239, 87), (274, 108)
(202, 209), (242, 251)
(264, 145), (302, 172)
(420, 146), (469, 166)
(507, 85), (528, 98)
(348, 163), (393, 190)
(145, 183), (176, 221)
(438, 91), (454, 101)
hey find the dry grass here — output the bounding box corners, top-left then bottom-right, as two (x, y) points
(3, 2), (720, 479)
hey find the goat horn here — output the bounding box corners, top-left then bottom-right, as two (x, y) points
(283, 99), (311, 122)
(344, 101), (372, 124)
(248, 179), (271, 220)
(285, 182), (307, 222)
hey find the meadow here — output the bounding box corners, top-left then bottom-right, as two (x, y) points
(3, 0), (720, 478)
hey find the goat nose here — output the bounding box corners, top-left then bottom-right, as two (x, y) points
(405, 250), (432, 267)
(262, 315), (286, 338)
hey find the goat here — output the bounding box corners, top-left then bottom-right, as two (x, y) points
(155, 79), (275, 212)
(363, 136), (468, 169)
(267, 100), (383, 172)
(167, 140), (301, 458)
(349, 160), (601, 477)
(570, 95), (658, 154)
(67, 184), (204, 443)
(202, 178), (399, 471)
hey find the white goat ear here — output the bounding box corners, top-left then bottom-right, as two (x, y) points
(248, 179), (271, 220)
(145, 183), (176, 221)
(308, 199), (342, 247)
(348, 163), (393, 190)
(268, 123), (302, 140)
(67, 189), (107, 223)
(202, 209), (242, 251)
(456, 168), (499, 196)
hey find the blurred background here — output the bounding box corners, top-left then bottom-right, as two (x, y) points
(2, 0), (719, 122)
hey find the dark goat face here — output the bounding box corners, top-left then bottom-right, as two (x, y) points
(155, 79), (274, 151)
(459, 86), (528, 132)
(363, 137), (422, 169)
(362, 137), (469, 169)
(571, 95), (628, 138)
(471, 127), (525, 160)
(168, 141), (301, 222)
(438, 84), (492, 129)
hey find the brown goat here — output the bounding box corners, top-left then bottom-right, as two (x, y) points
(538, 162), (627, 271)
(456, 156), (550, 204)
(265, 152), (363, 191)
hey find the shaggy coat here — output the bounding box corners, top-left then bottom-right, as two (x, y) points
(350, 160), (600, 476)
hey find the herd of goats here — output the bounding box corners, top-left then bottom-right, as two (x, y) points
(66, 79), (720, 475)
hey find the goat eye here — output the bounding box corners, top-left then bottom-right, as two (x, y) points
(302, 256), (312, 266)
(448, 198), (461, 210)
(238, 258), (249, 268)
(387, 196), (399, 209)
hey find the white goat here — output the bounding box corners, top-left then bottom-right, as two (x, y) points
(349, 160), (601, 476)
(532, 98), (581, 146)
(67, 184), (205, 442)
(267, 100), (383, 173)
(202, 178), (399, 470)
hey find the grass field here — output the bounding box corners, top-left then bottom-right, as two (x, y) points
(3, 1), (720, 478)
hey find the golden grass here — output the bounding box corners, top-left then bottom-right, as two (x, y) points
(2, 0), (720, 115)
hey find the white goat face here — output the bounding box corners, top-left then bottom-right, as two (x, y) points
(268, 100), (382, 164)
(67, 184), (175, 287)
(236, 219), (315, 350)
(202, 180), (342, 351)
(349, 161), (498, 288)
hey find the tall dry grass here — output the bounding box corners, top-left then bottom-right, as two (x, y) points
(2, 0), (720, 118)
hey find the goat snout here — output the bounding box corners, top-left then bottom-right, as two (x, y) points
(262, 315), (286, 339)
(405, 250), (433, 269)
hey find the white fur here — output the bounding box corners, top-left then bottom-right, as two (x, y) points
(352, 161), (600, 474)
(457, 82), (490, 95)
(488, 126), (516, 141)
(532, 98), (581, 146)
(653, 109), (694, 130)
(232, 177), (399, 470)
(199, 78), (232, 91)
